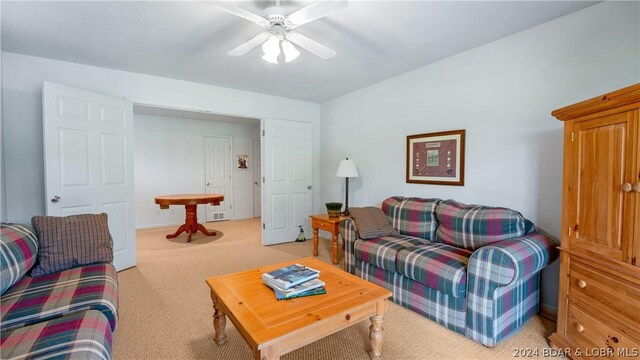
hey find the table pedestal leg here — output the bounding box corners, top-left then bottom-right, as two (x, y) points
(166, 204), (217, 242)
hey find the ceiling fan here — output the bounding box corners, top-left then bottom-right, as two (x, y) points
(217, 0), (348, 64)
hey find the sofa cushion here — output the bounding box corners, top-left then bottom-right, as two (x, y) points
(1, 263), (118, 331)
(435, 200), (527, 250)
(354, 235), (431, 272)
(1, 224), (38, 295)
(349, 207), (398, 239)
(0, 310), (112, 360)
(381, 196), (441, 240)
(31, 213), (113, 276)
(397, 243), (472, 298)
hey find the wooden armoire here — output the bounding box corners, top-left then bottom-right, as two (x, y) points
(549, 83), (640, 358)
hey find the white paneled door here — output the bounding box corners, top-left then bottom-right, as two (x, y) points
(43, 81), (136, 271)
(205, 136), (233, 222)
(262, 119), (312, 245)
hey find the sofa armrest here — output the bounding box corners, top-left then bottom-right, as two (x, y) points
(467, 232), (558, 290)
(339, 218), (360, 274)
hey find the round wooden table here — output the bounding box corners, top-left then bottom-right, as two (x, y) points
(154, 194), (225, 242)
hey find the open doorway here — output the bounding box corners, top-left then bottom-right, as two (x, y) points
(131, 104), (261, 230)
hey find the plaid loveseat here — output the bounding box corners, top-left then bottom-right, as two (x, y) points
(0, 224), (118, 360)
(340, 197), (558, 347)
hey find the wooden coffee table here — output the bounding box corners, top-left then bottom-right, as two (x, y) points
(205, 257), (392, 360)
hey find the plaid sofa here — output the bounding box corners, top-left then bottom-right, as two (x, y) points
(341, 197), (558, 347)
(1, 223), (117, 360)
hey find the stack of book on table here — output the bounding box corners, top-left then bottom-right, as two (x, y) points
(262, 263), (326, 300)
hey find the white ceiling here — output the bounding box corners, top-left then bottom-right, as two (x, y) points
(2, 1), (598, 103)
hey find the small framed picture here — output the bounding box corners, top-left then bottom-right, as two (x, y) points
(406, 129), (465, 186)
(236, 154), (248, 170)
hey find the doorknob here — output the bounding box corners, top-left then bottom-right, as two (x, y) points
(307, 185), (312, 190)
(206, 182), (210, 186)
(633, 183), (640, 193)
(50, 195), (61, 203)
(622, 183), (632, 192)
(254, 181), (258, 185)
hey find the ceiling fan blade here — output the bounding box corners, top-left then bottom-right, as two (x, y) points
(216, 3), (270, 28)
(286, 0), (348, 28)
(228, 32), (271, 56)
(287, 32), (336, 60)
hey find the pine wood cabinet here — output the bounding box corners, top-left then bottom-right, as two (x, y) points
(549, 84), (640, 358)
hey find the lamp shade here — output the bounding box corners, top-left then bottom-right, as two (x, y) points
(336, 159), (359, 178)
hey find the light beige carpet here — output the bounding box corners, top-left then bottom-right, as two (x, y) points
(114, 218), (560, 360)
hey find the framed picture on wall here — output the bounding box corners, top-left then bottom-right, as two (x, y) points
(406, 129), (465, 186)
(236, 154), (248, 170)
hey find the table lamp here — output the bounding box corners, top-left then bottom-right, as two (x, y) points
(336, 158), (359, 215)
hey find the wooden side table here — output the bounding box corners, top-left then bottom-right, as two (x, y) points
(309, 214), (346, 265)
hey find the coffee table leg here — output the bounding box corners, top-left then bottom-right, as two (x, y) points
(369, 314), (384, 359)
(212, 297), (227, 345)
(255, 344), (279, 360)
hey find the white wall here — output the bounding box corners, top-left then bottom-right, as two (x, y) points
(0, 3), (6, 223)
(319, 1), (640, 312)
(134, 113), (259, 228)
(1, 53), (321, 224)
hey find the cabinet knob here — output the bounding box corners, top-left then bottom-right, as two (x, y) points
(622, 183), (632, 192)
(577, 279), (587, 288)
(576, 323), (585, 333)
(633, 183), (640, 193)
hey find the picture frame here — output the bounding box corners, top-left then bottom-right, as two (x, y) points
(236, 154), (248, 170)
(406, 129), (465, 186)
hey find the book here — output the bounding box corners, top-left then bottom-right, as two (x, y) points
(265, 278), (325, 297)
(262, 263), (320, 290)
(273, 286), (327, 301)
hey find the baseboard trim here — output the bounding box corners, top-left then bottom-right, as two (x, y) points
(136, 222), (184, 230)
(540, 304), (558, 323)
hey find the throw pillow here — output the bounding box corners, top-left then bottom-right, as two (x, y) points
(349, 207), (398, 240)
(31, 213), (113, 276)
(435, 200), (527, 250)
(1, 223), (39, 294)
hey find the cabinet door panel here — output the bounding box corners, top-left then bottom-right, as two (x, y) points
(570, 112), (636, 262)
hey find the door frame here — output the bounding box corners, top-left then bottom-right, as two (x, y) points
(252, 138), (261, 218)
(124, 99), (317, 246)
(204, 135), (234, 222)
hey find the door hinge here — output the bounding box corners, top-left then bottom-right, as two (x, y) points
(262, 130), (265, 136)
(262, 223), (265, 230)
(568, 226), (572, 237)
(230, 204), (232, 209)
(571, 132), (574, 142)
(262, 177), (265, 183)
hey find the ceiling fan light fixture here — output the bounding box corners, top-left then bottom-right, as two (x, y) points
(262, 53), (279, 64)
(282, 40), (300, 63)
(262, 35), (281, 64)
